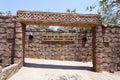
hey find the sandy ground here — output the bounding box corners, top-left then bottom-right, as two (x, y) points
(8, 58), (120, 80)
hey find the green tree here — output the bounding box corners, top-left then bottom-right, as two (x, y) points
(66, 9), (76, 13)
(87, 0), (120, 24)
(0, 11), (5, 15)
(0, 11), (11, 16)
(26, 25), (49, 31)
(38, 25), (49, 30)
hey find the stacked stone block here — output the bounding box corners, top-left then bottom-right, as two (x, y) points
(25, 28), (93, 62)
(94, 24), (120, 72)
(102, 24), (120, 72)
(0, 14), (120, 73)
(12, 21), (23, 64)
(0, 16), (16, 67)
(0, 16), (23, 67)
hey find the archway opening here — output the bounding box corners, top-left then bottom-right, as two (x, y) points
(16, 10), (102, 71)
(23, 24), (95, 71)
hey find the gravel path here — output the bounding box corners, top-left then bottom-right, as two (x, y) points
(8, 58), (120, 80)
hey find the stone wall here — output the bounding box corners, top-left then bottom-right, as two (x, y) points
(0, 16), (16, 67)
(102, 24), (120, 72)
(14, 21), (24, 64)
(0, 61), (23, 80)
(25, 28), (93, 62)
(0, 15), (23, 79)
(0, 15), (23, 68)
(0, 14), (120, 73)
(94, 24), (120, 72)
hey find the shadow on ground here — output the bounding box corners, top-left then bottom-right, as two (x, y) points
(25, 62), (93, 71)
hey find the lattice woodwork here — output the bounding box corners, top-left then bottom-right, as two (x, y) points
(17, 10), (102, 27)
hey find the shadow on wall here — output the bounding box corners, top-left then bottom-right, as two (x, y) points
(25, 62), (93, 71)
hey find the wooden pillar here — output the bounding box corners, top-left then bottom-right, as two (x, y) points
(92, 27), (96, 71)
(22, 24), (26, 65)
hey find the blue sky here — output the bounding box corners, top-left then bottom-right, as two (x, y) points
(0, 0), (98, 14)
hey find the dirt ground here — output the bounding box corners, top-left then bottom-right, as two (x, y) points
(8, 58), (120, 80)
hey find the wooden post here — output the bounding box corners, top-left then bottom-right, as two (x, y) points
(22, 24), (26, 65)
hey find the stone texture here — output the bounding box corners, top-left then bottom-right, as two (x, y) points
(0, 61), (23, 80)
(25, 29), (93, 62)
(0, 16), (16, 67)
(0, 16), (23, 68)
(0, 13), (120, 74)
(95, 24), (120, 72)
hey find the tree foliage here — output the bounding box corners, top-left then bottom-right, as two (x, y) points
(66, 9), (76, 13)
(87, 0), (120, 24)
(0, 11), (11, 16)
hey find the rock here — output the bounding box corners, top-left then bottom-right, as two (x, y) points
(0, 66), (2, 73)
